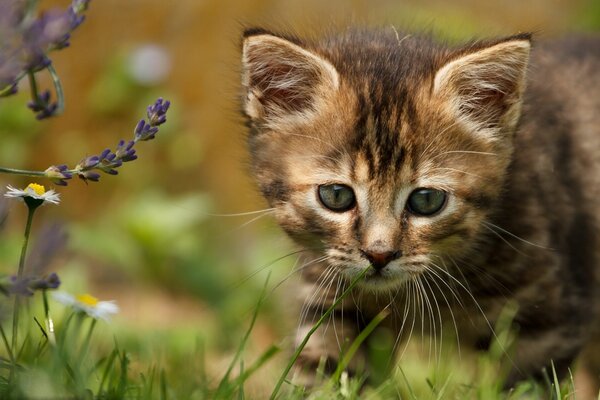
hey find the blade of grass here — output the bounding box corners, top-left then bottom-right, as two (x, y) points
(270, 267), (369, 400)
(216, 272), (271, 395)
(238, 360), (245, 400)
(233, 345), (281, 387)
(332, 307), (389, 383)
(551, 360), (561, 400)
(97, 347), (118, 395)
(398, 366), (419, 400)
(116, 350), (130, 397)
(160, 368), (167, 400)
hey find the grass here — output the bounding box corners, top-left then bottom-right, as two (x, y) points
(0, 265), (590, 399)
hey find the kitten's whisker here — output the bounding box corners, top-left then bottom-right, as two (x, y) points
(422, 275), (444, 366)
(441, 256), (473, 297)
(431, 167), (484, 179)
(417, 277), (436, 366)
(330, 276), (344, 351)
(318, 270), (339, 336)
(389, 25), (411, 46)
(208, 208), (275, 217)
(399, 278), (418, 361)
(426, 260), (467, 311)
(450, 256), (514, 299)
(481, 224), (528, 256)
(222, 210), (276, 235)
(428, 262), (522, 375)
(392, 279), (411, 357)
(298, 265), (335, 333)
(420, 122), (459, 159)
(482, 221), (553, 250)
(434, 150), (498, 159)
(231, 248), (321, 289)
(270, 254), (330, 294)
(289, 154), (341, 164)
(286, 133), (346, 156)
(424, 267), (462, 360)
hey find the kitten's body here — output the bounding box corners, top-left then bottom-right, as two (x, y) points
(241, 28), (600, 392)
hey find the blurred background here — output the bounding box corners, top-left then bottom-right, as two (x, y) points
(0, 0), (598, 395)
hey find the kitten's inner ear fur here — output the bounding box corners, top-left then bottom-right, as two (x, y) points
(242, 32), (340, 123)
(433, 38), (531, 137)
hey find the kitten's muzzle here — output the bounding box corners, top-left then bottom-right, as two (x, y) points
(360, 249), (401, 271)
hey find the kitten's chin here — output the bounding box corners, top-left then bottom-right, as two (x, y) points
(345, 266), (413, 292)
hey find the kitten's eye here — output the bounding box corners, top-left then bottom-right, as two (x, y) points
(318, 184), (356, 212)
(407, 188), (447, 216)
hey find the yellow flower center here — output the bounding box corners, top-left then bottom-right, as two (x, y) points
(26, 183), (46, 196)
(76, 294), (99, 307)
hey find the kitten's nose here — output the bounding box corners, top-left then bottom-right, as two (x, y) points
(361, 249), (401, 271)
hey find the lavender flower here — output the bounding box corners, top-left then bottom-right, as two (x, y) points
(77, 170), (101, 183)
(0, 98), (171, 185)
(146, 97), (170, 127)
(0, 54), (22, 96)
(134, 120), (159, 142)
(27, 89), (58, 119)
(0, 0), (91, 104)
(30, 272), (61, 290)
(45, 164), (73, 186)
(115, 140), (138, 162)
(6, 273), (61, 297)
(23, 9), (73, 60)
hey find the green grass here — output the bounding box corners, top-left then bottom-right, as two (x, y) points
(0, 269), (589, 399)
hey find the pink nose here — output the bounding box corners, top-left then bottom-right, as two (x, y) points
(361, 250), (401, 271)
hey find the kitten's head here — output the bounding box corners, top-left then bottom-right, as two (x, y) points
(241, 28), (531, 291)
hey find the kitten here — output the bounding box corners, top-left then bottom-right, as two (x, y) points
(240, 27), (600, 393)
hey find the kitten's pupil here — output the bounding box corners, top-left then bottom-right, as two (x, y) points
(318, 184), (356, 212)
(407, 188), (447, 216)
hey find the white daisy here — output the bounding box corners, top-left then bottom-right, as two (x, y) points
(4, 183), (60, 205)
(52, 292), (119, 321)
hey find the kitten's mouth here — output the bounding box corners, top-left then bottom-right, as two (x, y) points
(351, 262), (426, 292)
(354, 266), (414, 291)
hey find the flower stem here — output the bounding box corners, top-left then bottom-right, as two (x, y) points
(77, 318), (97, 368)
(27, 70), (40, 106)
(0, 324), (14, 363)
(11, 205), (37, 360)
(47, 64), (64, 115)
(42, 291), (56, 345)
(0, 166), (46, 177)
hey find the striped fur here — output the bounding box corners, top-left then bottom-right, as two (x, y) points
(241, 28), (600, 394)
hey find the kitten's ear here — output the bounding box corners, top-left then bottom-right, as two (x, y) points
(433, 35), (531, 135)
(241, 30), (340, 123)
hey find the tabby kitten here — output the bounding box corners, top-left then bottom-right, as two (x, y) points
(240, 27), (600, 392)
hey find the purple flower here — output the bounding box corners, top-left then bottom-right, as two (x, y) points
(30, 272), (61, 290)
(25, 9), (73, 52)
(76, 155), (100, 170)
(134, 119), (159, 142)
(27, 89), (58, 119)
(0, 54), (23, 95)
(45, 164), (73, 186)
(6, 273), (61, 296)
(35, 97), (169, 186)
(9, 276), (34, 297)
(147, 97), (170, 127)
(0, 0), (92, 100)
(77, 170), (101, 183)
(115, 140), (137, 162)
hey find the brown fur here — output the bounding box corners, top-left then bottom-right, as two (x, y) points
(241, 28), (600, 394)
